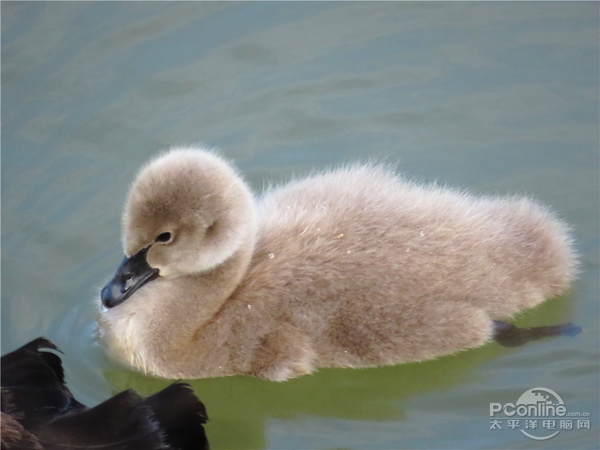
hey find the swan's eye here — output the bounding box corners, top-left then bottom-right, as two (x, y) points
(155, 232), (173, 244)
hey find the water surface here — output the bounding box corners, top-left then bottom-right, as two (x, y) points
(2, 2), (598, 449)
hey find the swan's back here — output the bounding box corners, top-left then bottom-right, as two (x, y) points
(246, 164), (576, 321)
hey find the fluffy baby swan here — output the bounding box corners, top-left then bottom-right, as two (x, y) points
(99, 147), (578, 381)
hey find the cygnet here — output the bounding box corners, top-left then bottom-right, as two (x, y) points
(99, 147), (578, 381)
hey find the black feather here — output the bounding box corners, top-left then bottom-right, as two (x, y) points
(144, 382), (210, 450)
(1, 338), (210, 450)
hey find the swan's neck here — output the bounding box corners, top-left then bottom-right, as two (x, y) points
(199, 233), (255, 316)
(161, 224), (256, 328)
(99, 231), (257, 376)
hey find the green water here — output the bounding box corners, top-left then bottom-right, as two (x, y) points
(2, 2), (598, 449)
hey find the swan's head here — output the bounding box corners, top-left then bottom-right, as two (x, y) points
(101, 147), (255, 309)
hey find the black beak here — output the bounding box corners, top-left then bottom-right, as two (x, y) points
(101, 246), (159, 309)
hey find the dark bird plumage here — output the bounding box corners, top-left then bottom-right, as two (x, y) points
(1, 338), (209, 450)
